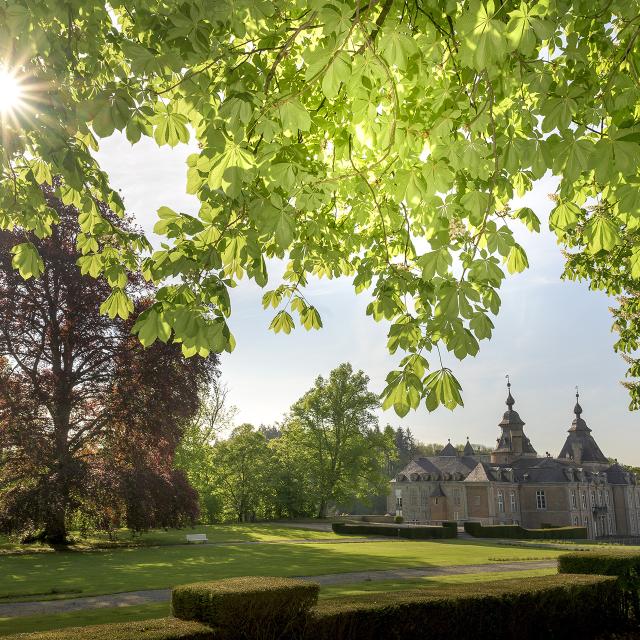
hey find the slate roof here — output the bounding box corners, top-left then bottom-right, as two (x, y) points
(558, 395), (608, 464)
(463, 439), (475, 456)
(439, 441), (458, 456)
(393, 454), (478, 481)
(606, 462), (636, 485)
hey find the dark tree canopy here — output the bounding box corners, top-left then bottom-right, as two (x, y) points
(0, 187), (217, 543)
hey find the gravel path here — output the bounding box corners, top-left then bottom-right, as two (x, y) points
(0, 560), (556, 619)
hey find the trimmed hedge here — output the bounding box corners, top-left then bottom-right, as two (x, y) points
(304, 574), (624, 640)
(172, 576), (319, 639)
(331, 522), (457, 539)
(559, 551), (640, 620)
(3, 618), (214, 640)
(464, 521), (587, 539)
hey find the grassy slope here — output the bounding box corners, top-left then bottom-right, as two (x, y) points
(0, 524), (339, 554)
(0, 568), (556, 636)
(1, 538), (561, 601)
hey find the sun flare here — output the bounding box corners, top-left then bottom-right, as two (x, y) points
(0, 67), (24, 115)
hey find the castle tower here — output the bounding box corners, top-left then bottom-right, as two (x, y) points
(558, 390), (608, 467)
(491, 378), (537, 464)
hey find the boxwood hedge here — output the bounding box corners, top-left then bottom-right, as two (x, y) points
(559, 551), (640, 620)
(331, 522), (457, 539)
(172, 576), (319, 639)
(303, 574), (624, 640)
(3, 618), (214, 640)
(464, 521), (587, 540)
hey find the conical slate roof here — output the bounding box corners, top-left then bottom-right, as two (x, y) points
(558, 392), (607, 464)
(463, 438), (475, 456)
(439, 440), (458, 456)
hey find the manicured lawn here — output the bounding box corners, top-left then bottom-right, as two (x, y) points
(0, 568), (556, 636)
(0, 603), (170, 636)
(0, 523), (338, 553)
(320, 567), (556, 598)
(0, 538), (561, 601)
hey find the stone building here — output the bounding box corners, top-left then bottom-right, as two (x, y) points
(389, 384), (640, 539)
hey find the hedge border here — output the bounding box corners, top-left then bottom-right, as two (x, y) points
(332, 522), (457, 539)
(464, 521), (587, 539)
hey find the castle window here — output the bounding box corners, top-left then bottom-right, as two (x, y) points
(591, 491), (596, 506)
(581, 492), (587, 509)
(573, 516), (579, 526)
(454, 488), (461, 506)
(474, 495), (481, 506)
(605, 491), (610, 506)
(497, 490), (505, 512)
(536, 490), (547, 510)
(598, 490), (602, 505)
(510, 491), (517, 512)
(571, 490), (577, 509)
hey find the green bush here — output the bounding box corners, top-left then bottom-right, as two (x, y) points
(172, 576), (319, 639)
(394, 515), (403, 523)
(464, 521), (587, 540)
(304, 575), (624, 640)
(331, 522), (456, 539)
(559, 551), (640, 620)
(3, 618), (213, 640)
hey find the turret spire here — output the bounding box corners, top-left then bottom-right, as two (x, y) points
(506, 374), (515, 408)
(574, 386), (582, 417)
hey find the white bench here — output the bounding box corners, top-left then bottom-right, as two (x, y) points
(186, 533), (208, 544)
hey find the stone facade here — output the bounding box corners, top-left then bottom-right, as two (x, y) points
(389, 386), (640, 539)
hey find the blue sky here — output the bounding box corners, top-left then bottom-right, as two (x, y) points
(96, 135), (640, 464)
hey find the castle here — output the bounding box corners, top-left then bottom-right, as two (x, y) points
(388, 384), (640, 538)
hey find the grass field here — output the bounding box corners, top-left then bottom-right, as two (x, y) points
(1, 536), (561, 602)
(0, 523), (339, 553)
(0, 568), (557, 636)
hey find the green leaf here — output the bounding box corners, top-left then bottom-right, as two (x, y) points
(424, 368), (464, 411)
(514, 207), (540, 232)
(99, 289), (134, 320)
(584, 216), (621, 254)
(300, 306), (323, 330)
(278, 99), (311, 135)
(154, 110), (190, 147)
(321, 51), (352, 99)
(132, 307), (172, 346)
(470, 312), (494, 339)
(549, 201), (580, 231)
(76, 253), (103, 278)
(269, 310), (295, 334)
(417, 249), (451, 281)
(379, 30), (419, 70)
(11, 243), (44, 279)
(506, 244), (529, 274)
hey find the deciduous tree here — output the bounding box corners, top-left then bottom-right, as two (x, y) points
(0, 187), (216, 543)
(281, 363), (394, 518)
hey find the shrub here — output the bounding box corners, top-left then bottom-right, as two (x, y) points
(464, 521), (587, 540)
(559, 551), (640, 620)
(172, 576), (319, 640)
(304, 574), (624, 640)
(332, 522), (456, 539)
(394, 515), (403, 523)
(3, 618), (213, 640)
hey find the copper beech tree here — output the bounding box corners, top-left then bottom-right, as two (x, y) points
(0, 187), (217, 544)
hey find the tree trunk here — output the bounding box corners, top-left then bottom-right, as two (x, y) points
(42, 504), (68, 545)
(317, 498), (327, 519)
